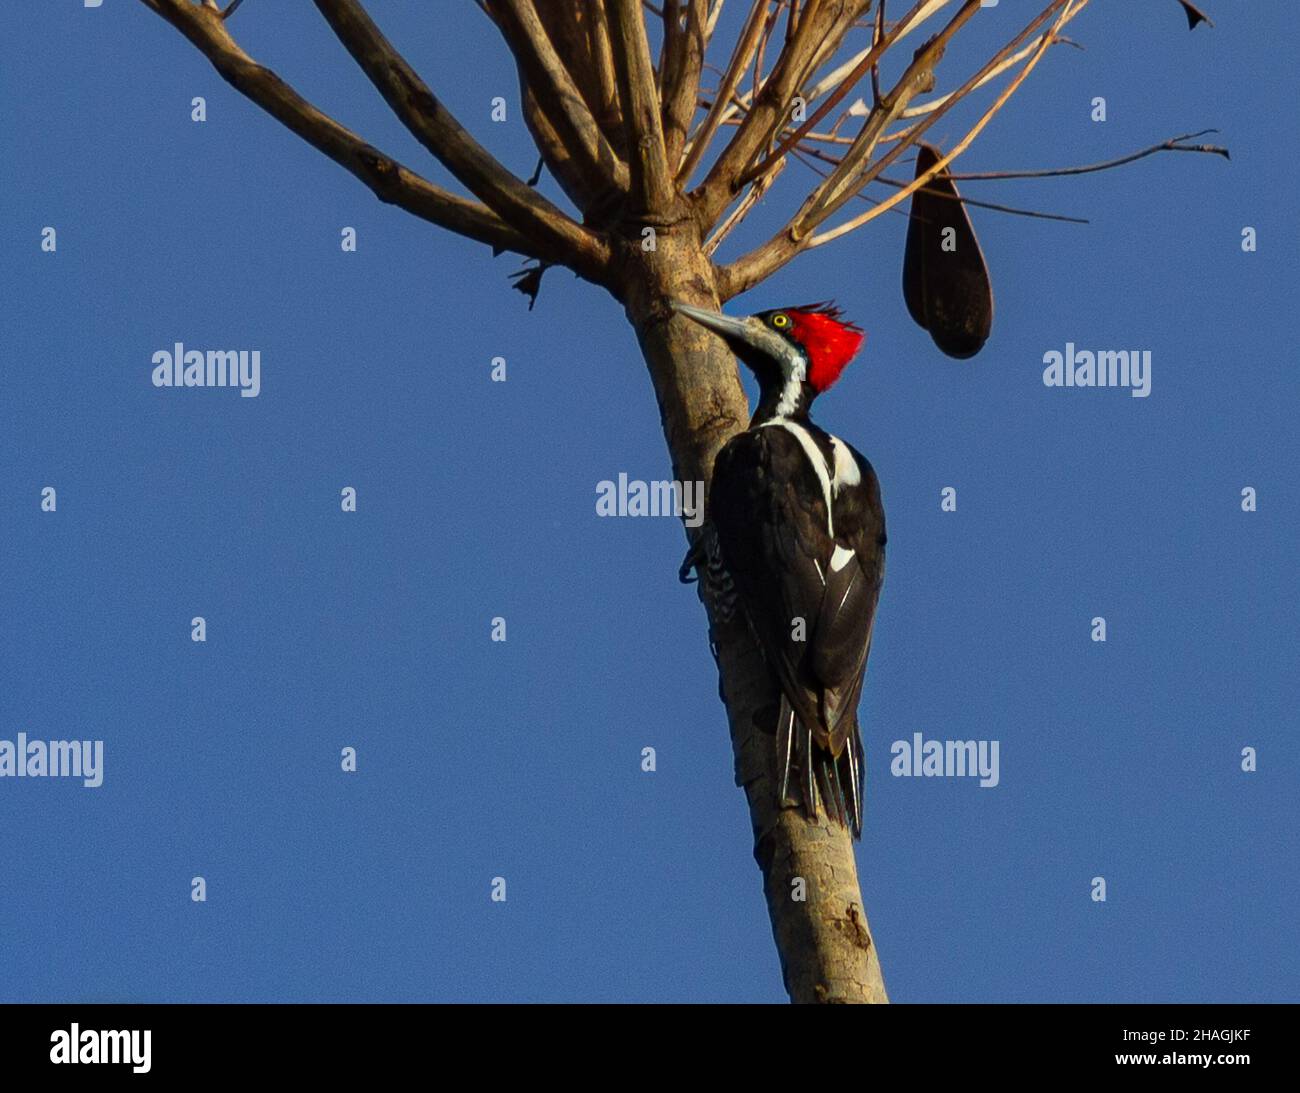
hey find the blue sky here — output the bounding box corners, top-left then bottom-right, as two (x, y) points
(1, 2), (1295, 1003)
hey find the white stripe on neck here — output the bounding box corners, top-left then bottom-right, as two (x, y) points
(774, 354), (807, 418)
(760, 418), (834, 538)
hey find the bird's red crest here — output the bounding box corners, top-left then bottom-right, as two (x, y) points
(786, 303), (865, 391)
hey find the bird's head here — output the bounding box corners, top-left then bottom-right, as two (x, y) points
(671, 301), (865, 405)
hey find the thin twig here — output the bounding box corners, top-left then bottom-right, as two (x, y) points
(875, 175), (1086, 223)
(949, 130), (1230, 179)
(704, 156), (787, 252)
(753, 3), (772, 108)
(791, 142), (1087, 223)
(705, 0), (726, 40)
(898, 35), (1053, 122)
(870, 0), (884, 106)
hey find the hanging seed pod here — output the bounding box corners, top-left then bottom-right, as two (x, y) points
(902, 143), (994, 360)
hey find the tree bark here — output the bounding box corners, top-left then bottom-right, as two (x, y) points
(614, 218), (889, 1003)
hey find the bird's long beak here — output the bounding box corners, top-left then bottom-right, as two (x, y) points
(671, 301), (760, 349)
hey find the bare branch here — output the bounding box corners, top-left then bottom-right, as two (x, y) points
(311, 0), (606, 275)
(802, 0), (1078, 227)
(694, 0), (866, 228)
(705, 0), (727, 40)
(753, 2), (776, 106)
(858, 0), (1083, 179)
(668, 2), (962, 177)
(658, 0), (680, 96)
(717, 99), (1090, 226)
(661, 0), (708, 169)
(881, 0), (960, 45)
(810, 0), (1083, 246)
(588, 2), (626, 151)
(488, 2), (626, 193)
(896, 35), (1054, 123)
(607, 0), (677, 212)
(736, 0), (936, 187)
(703, 156), (787, 253)
(715, 0), (1085, 297)
(870, 0), (885, 106)
(515, 81), (609, 215)
(513, 2), (626, 159)
(800, 0), (982, 229)
(678, 0), (770, 185)
(134, 0), (557, 265)
(490, 0), (630, 203)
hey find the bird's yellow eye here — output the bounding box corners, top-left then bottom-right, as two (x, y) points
(771, 313), (790, 329)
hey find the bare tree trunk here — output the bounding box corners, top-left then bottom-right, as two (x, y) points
(617, 220), (888, 1003)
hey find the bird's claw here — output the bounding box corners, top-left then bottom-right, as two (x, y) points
(678, 541), (703, 584)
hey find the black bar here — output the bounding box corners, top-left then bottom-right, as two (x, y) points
(1, 1003), (1289, 1080)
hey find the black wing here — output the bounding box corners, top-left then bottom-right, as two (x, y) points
(811, 439), (885, 754)
(710, 426), (885, 757)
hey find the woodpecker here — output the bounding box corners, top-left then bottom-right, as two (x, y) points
(673, 301), (885, 838)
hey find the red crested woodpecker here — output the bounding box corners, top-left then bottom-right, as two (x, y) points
(674, 301), (885, 838)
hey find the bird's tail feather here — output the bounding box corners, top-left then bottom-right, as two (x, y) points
(777, 696), (864, 838)
(776, 699), (796, 804)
